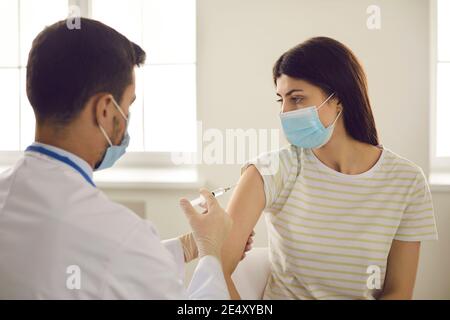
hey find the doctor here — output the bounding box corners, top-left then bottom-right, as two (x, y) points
(0, 18), (245, 299)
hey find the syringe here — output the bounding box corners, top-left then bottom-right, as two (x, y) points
(190, 185), (237, 207)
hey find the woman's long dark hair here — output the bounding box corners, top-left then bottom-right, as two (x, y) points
(273, 37), (379, 146)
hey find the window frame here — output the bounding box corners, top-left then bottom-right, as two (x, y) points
(430, 0), (450, 174)
(0, 0), (198, 172)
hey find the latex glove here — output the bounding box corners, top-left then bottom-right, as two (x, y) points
(179, 230), (256, 263)
(179, 189), (232, 260)
(178, 232), (198, 263)
(196, 200), (256, 261)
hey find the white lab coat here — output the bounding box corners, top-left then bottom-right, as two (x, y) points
(0, 143), (229, 300)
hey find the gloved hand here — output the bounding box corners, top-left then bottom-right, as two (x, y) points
(179, 230), (256, 263)
(179, 189), (232, 260)
(178, 232), (198, 263)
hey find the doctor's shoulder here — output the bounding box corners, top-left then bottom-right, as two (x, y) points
(95, 191), (146, 222)
(78, 191), (156, 241)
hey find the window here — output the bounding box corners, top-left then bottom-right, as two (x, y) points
(0, 0), (68, 151)
(0, 0), (197, 163)
(431, 0), (450, 173)
(90, 0), (197, 153)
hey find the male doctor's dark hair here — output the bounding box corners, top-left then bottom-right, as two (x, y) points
(26, 18), (146, 125)
(273, 36), (379, 147)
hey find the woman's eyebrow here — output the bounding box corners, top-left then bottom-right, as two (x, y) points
(276, 89), (304, 97)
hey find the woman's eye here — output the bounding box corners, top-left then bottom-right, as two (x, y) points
(292, 97), (303, 104)
(276, 98), (283, 103)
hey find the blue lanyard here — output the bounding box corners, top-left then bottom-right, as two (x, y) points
(25, 145), (96, 188)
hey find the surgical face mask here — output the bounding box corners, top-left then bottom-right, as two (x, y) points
(279, 92), (341, 149)
(95, 98), (130, 171)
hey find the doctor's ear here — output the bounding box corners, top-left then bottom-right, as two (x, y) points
(92, 93), (115, 126)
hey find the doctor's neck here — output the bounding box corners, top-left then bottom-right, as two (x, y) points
(35, 119), (104, 170)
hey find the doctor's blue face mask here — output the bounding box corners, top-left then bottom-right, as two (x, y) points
(95, 98), (130, 171)
(279, 92), (341, 149)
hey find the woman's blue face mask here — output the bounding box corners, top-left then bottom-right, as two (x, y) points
(279, 92), (341, 149)
(95, 98), (130, 171)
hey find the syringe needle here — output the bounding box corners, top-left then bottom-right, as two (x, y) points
(190, 184), (238, 207)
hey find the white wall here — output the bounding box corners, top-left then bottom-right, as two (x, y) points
(102, 0), (450, 299)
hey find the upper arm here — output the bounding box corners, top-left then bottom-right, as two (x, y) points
(380, 240), (421, 299)
(221, 165), (266, 275)
(221, 146), (300, 275)
(394, 170), (437, 241)
(381, 169), (436, 299)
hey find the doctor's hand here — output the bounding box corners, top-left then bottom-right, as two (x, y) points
(179, 230), (255, 263)
(179, 189), (232, 261)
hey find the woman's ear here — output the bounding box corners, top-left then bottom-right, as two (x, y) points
(335, 97), (343, 112)
(330, 92), (341, 106)
(337, 100), (344, 113)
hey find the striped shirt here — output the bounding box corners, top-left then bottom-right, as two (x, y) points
(242, 145), (438, 300)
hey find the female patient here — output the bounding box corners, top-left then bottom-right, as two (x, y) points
(222, 37), (438, 300)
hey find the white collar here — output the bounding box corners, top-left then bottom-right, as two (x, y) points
(29, 142), (94, 179)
